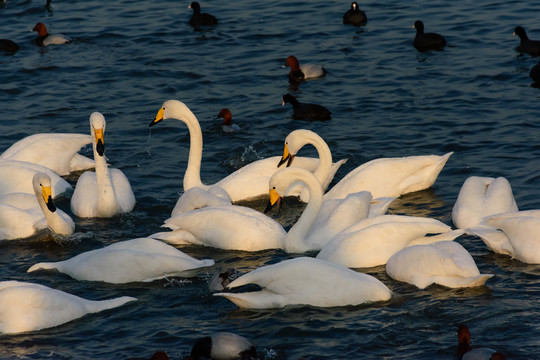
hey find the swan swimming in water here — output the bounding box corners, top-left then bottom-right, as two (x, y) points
(1, 132), (93, 176)
(70, 112), (136, 218)
(0, 172), (74, 240)
(0, 280), (135, 334)
(27, 237), (214, 283)
(282, 134), (452, 200)
(316, 215), (463, 268)
(214, 257), (391, 309)
(149, 100), (346, 203)
(386, 241), (493, 289)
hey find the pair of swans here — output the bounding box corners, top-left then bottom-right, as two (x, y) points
(0, 172), (74, 240)
(152, 166), (388, 253)
(70, 112), (135, 218)
(149, 100), (346, 205)
(452, 176), (540, 264)
(0, 281), (135, 334)
(28, 237), (214, 283)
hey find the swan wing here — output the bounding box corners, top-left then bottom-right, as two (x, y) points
(0, 161), (71, 197)
(110, 168), (136, 212)
(0, 133), (92, 175)
(70, 171), (98, 217)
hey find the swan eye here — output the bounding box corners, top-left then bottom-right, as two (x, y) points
(272, 186), (276, 189)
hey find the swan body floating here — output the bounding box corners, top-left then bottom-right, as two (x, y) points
(0, 160), (71, 197)
(468, 210), (540, 264)
(0, 281), (136, 334)
(1, 133), (93, 176)
(71, 112), (135, 218)
(152, 204), (286, 252)
(452, 176), (518, 229)
(214, 257), (391, 309)
(190, 332), (257, 360)
(0, 172), (74, 240)
(149, 100), (346, 203)
(283, 133), (452, 200)
(317, 215), (462, 268)
(386, 241), (493, 289)
(28, 237), (214, 283)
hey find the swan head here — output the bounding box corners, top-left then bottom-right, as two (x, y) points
(90, 112), (106, 156)
(33, 173), (56, 213)
(149, 99), (192, 127)
(278, 129), (319, 167)
(266, 167), (318, 214)
(264, 185), (283, 215)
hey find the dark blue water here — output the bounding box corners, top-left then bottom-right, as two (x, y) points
(1, 0), (540, 359)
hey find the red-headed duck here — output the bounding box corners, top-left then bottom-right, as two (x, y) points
(458, 324), (506, 360)
(32, 22), (71, 46)
(190, 332), (256, 360)
(217, 108), (240, 133)
(284, 55), (326, 84)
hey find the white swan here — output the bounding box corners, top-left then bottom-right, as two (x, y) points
(0, 172), (74, 240)
(71, 112), (136, 218)
(190, 332), (256, 360)
(452, 176), (518, 229)
(28, 237), (214, 283)
(1, 133), (93, 176)
(468, 210), (540, 264)
(214, 257), (391, 309)
(283, 135), (452, 200)
(386, 241), (493, 289)
(316, 215), (462, 268)
(170, 186), (232, 216)
(0, 280), (135, 334)
(152, 167), (377, 253)
(0, 160), (71, 197)
(149, 100), (346, 203)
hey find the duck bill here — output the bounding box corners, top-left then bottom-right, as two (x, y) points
(277, 143), (295, 167)
(41, 185), (57, 212)
(264, 188), (283, 215)
(149, 107), (164, 127)
(94, 128), (105, 156)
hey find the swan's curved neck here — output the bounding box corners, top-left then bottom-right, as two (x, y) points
(307, 133), (333, 185)
(174, 109), (205, 191)
(284, 172), (324, 253)
(94, 143), (120, 216)
(33, 182), (73, 235)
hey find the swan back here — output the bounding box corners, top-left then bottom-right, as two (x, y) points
(0, 281), (135, 334)
(386, 241), (493, 289)
(217, 257), (391, 308)
(452, 176), (518, 229)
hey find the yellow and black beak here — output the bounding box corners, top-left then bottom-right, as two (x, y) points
(277, 143), (295, 168)
(264, 187), (283, 215)
(41, 183), (56, 213)
(149, 107), (165, 127)
(94, 128), (105, 156)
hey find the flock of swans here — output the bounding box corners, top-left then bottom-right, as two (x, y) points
(0, 98), (535, 348)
